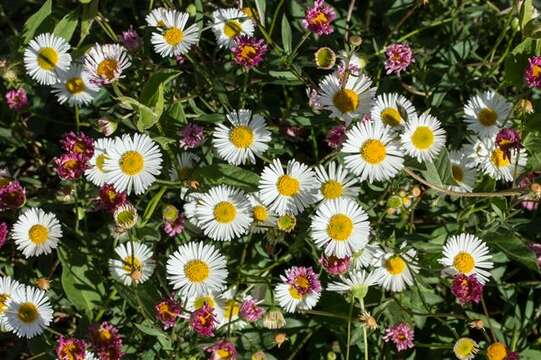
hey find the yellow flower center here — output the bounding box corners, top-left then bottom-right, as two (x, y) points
(122, 255), (142, 273)
(477, 107), (497, 127)
(213, 201), (237, 223)
(17, 303), (39, 323)
(224, 20), (243, 39)
(63, 159), (79, 170)
(490, 148), (510, 168)
(294, 275), (310, 291)
(223, 299), (240, 320)
(277, 214), (296, 232)
(454, 338), (478, 359)
(59, 341), (79, 360)
(37, 47), (59, 70)
(98, 328), (112, 342)
(184, 259), (210, 283)
(239, 45), (257, 60)
(288, 286), (303, 300)
(360, 139), (386, 164)
(311, 12), (328, 25)
(194, 295), (216, 309)
(96, 154), (107, 172)
(28, 224), (49, 245)
(0, 293), (9, 314)
(216, 349), (232, 359)
(96, 59), (118, 81)
(326, 214), (354, 241)
(381, 108), (402, 127)
(157, 302), (177, 318)
(116, 208), (135, 226)
(486, 342), (507, 360)
(321, 180), (343, 199)
(385, 256), (406, 275)
(332, 89), (359, 114)
(164, 27), (184, 45)
(411, 126), (434, 150)
(65, 77), (86, 94)
(277, 175), (300, 197)
(119, 151), (144, 176)
(229, 126), (254, 148)
(533, 64), (541, 78)
(252, 205), (268, 222)
(452, 165), (464, 182)
(453, 252), (475, 273)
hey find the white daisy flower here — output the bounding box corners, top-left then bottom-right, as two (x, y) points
(314, 161), (360, 203)
(169, 152), (200, 181)
(248, 192), (277, 233)
(317, 72), (376, 125)
(212, 109), (271, 165)
(85, 138), (115, 187)
(151, 10), (200, 57)
(146, 7), (169, 27)
(439, 233), (493, 284)
(103, 133), (163, 195)
(473, 137), (528, 182)
(373, 247), (419, 292)
(327, 269), (378, 299)
(258, 159), (318, 215)
(310, 198), (371, 258)
(109, 242), (155, 286)
(371, 92), (417, 129)
(448, 149), (476, 192)
(52, 64), (100, 107)
(211, 8), (255, 48)
(184, 192), (204, 227)
(12, 208), (62, 258)
(401, 113), (446, 162)
(23, 33), (72, 85)
(193, 185), (252, 241)
(464, 91), (511, 138)
(83, 43), (131, 85)
(219, 289), (246, 329)
(342, 121), (404, 183)
(351, 243), (381, 269)
(274, 267), (321, 313)
(4, 286), (53, 338)
(184, 291), (226, 324)
(166, 242), (228, 297)
(0, 277), (23, 330)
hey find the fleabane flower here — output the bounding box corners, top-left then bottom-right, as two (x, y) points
(275, 266), (321, 313)
(12, 208), (62, 257)
(231, 36), (268, 69)
(87, 322), (123, 360)
(302, 0), (336, 35)
(314, 161), (360, 203)
(525, 55), (541, 88)
(155, 297), (182, 330)
(206, 340), (237, 360)
(212, 109), (271, 165)
(464, 91), (511, 138)
(310, 198), (370, 258)
(373, 247), (419, 292)
(453, 337), (479, 360)
(190, 302), (217, 337)
(109, 242), (155, 286)
(103, 133), (163, 195)
(52, 64), (100, 107)
(211, 8), (255, 49)
(4, 285), (53, 338)
(248, 192), (277, 233)
(166, 242), (228, 297)
(327, 269), (378, 300)
(319, 255), (350, 275)
(146, 7), (169, 27)
(486, 342), (508, 360)
(371, 92), (417, 129)
(383, 322), (415, 351)
(83, 43), (131, 86)
(5, 88), (29, 111)
(24, 33), (72, 85)
(317, 72), (376, 125)
(56, 337), (86, 360)
(151, 10), (200, 57)
(342, 121), (404, 183)
(384, 43), (414, 76)
(61, 131), (95, 160)
(85, 138), (115, 187)
(401, 113), (446, 162)
(258, 159), (318, 215)
(0, 180), (26, 210)
(449, 149), (476, 192)
(439, 233), (493, 284)
(451, 273), (484, 305)
(0, 276), (23, 329)
(55, 152), (88, 180)
(239, 295), (265, 322)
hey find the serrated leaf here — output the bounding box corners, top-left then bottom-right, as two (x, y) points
(281, 15), (292, 53)
(54, 11), (79, 43)
(487, 230), (540, 273)
(23, 0), (52, 43)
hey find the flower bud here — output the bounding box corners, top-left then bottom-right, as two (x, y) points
(315, 47), (336, 70)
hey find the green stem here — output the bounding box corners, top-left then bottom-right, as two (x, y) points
(345, 293), (354, 360)
(481, 295), (497, 343)
(360, 298), (368, 360)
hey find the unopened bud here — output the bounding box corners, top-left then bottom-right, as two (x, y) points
(349, 35), (363, 47)
(35, 278), (50, 290)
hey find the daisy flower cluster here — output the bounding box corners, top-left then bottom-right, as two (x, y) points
(2, 0), (541, 359)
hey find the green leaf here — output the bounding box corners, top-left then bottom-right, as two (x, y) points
(504, 39), (540, 87)
(23, 0), (52, 43)
(281, 15), (292, 53)
(79, 0), (99, 46)
(197, 113), (226, 123)
(487, 230), (540, 273)
(520, 0), (535, 32)
(523, 18), (541, 39)
(421, 148), (454, 187)
(118, 96), (158, 131)
(54, 11), (79, 42)
(142, 186), (167, 224)
(57, 246), (105, 318)
(140, 70), (182, 107)
(524, 131), (541, 170)
(255, 0), (266, 25)
(192, 164), (260, 192)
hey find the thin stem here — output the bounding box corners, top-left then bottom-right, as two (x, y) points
(403, 167), (522, 197)
(481, 295), (498, 343)
(345, 293), (354, 360)
(269, 0), (286, 36)
(360, 298), (368, 360)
